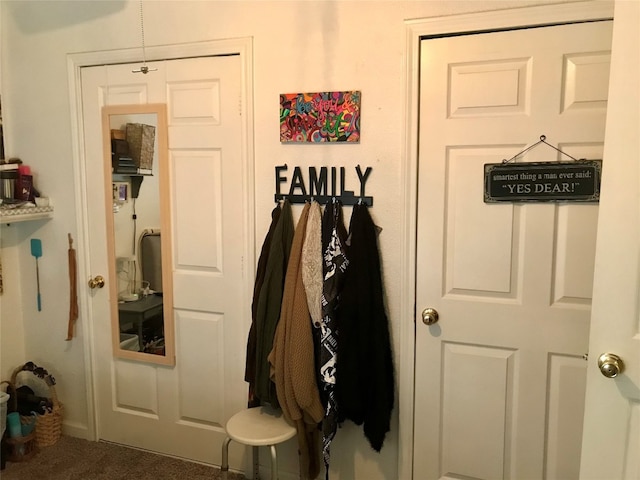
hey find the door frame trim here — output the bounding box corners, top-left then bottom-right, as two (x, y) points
(66, 38), (255, 441)
(400, 2), (613, 478)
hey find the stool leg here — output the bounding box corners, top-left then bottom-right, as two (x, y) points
(221, 437), (232, 480)
(269, 445), (278, 480)
(252, 446), (260, 480)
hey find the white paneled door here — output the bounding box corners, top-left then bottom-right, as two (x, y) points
(81, 56), (249, 467)
(414, 22), (612, 479)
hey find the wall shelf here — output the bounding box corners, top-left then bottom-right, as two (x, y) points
(0, 205), (54, 224)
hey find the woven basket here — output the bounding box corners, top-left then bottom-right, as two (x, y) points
(5, 431), (37, 462)
(10, 363), (64, 447)
(0, 380), (39, 461)
(33, 384), (63, 447)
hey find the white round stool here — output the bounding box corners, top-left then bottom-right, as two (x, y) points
(221, 406), (296, 480)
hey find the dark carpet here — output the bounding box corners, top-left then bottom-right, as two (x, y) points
(1, 435), (244, 479)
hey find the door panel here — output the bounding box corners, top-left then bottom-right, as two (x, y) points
(441, 343), (516, 480)
(445, 148), (519, 297)
(414, 21), (612, 480)
(176, 309), (225, 425)
(448, 58), (530, 118)
(546, 354), (587, 479)
(81, 55), (248, 467)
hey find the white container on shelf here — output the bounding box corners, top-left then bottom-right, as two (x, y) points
(0, 390), (10, 437)
(34, 197), (50, 207)
(119, 333), (140, 351)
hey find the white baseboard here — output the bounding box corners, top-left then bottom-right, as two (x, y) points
(61, 421), (90, 440)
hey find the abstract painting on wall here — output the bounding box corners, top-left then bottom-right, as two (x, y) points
(279, 91), (361, 143)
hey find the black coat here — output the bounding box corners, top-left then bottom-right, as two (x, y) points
(245, 204), (281, 407)
(335, 204), (394, 452)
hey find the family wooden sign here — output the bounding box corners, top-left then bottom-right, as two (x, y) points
(484, 160), (602, 203)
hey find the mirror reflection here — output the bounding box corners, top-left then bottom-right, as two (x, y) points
(102, 104), (174, 365)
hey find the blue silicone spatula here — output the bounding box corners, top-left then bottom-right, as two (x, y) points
(30, 238), (42, 311)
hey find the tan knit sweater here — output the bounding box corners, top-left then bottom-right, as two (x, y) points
(302, 201), (323, 326)
(269, 203), (324, 479)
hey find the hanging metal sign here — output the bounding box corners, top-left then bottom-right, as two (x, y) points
(484, 160), (602, 203)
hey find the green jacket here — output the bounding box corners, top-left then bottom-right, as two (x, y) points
(254, 200), (294, 407)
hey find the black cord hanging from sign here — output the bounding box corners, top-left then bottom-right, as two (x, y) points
(502, 135), (583, 163)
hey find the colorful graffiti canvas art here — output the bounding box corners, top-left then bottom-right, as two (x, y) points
(280, 91), (361, 143)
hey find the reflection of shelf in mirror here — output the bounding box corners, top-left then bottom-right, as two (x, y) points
(113, 168), (153, 176)
(0, 205), (54, 224)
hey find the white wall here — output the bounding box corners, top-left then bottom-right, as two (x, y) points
(0, 0), (591, 477)
(0, 227), (27, 381)
(0, 1), (27, 384)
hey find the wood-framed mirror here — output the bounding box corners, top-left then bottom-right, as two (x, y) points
(101, 104), (175, 366)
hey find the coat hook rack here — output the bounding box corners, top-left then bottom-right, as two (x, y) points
(274, 193), (373, 206)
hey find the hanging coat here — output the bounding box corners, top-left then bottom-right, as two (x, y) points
(269, 202), (324, 480)
(255, 200), (294, 407)
(245, 204), (282, 407)
(302, 201), (323, 328)
(318, 200), (349, 476)
(335, 203), (394, 452)
(302, 201), (325, 394)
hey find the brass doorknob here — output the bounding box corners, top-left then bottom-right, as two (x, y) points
(422, 307), (439, 325)
(88, 275), (105, 289)
(597, 353), (624, 378)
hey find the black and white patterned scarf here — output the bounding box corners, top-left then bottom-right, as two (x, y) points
(318, 200), (349, 479)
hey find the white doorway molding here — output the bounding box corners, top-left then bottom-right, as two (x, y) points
(399, 3), (613, 478)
